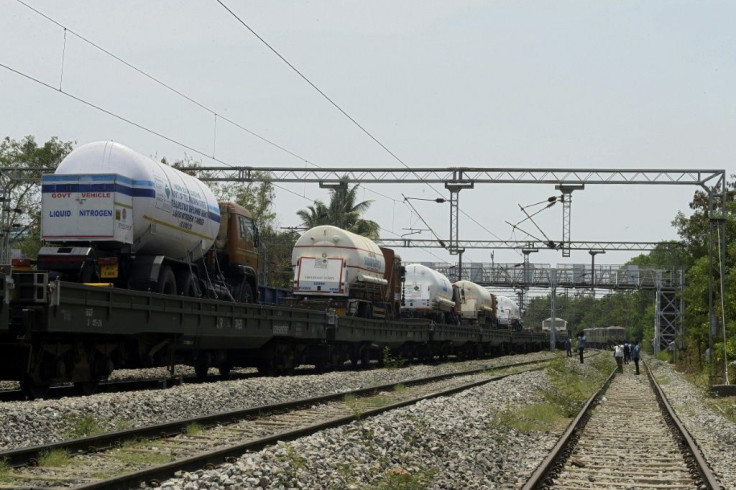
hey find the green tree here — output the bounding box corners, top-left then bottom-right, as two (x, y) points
(295, 201), (329, 229)
(0, 136), (74, 259)
(170, 159), (290, 287)
(296, 177), (379, 239)
(666, 176), (735, 376)
(214, 171), (276, 232)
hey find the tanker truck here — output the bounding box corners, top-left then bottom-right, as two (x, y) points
(454, 280), (498, 327)
(291, 225), (394, 318)
(496, 295), (522, 331)
(401, 263), (458, 324)
(38, 141), (259, 302)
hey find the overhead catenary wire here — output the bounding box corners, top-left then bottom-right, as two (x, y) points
(0, 61), (316, 206)
(401, 195), (447, 249)
(14, 0), (404, 214)
(215, 0), (507, 245)
(11, 1), (502, 263)
(19, 0), (495, 250)
(516, 203), (554, 244)
(14, 0), (313, 168)
(504, 220), (546, 244)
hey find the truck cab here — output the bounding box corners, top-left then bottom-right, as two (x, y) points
(216, 202), (258, 271)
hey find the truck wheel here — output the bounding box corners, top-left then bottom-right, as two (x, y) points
(156, 265), (177, 295)
(177, 271), (199, 297)
(235, 280), (255, 303)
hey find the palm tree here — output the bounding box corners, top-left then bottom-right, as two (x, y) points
(296, 177), (379, 239)
(296, 201), (329, 229)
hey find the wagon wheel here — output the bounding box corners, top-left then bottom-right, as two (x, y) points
(20, 376), (50, 400)
(218, 362), (232, 377)
(194, 356), (210, 379)
(74, 380), (100, 396)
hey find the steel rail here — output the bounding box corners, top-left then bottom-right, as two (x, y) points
(0, 356), (554, 468)
(76, 370), (534, 490)
(521, 367), (617, 490)
(522, 360), (723, 490)
(645, 361), (722, 490)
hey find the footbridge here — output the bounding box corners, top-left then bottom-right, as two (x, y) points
(421, 262), (683, 290)
(420, 262), (683, 355)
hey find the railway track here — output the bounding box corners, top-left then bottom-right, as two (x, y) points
(524, 361), (722, 490)
(0, 357), (551, 489)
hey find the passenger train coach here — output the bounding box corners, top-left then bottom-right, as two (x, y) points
(583, 326), (626, 348)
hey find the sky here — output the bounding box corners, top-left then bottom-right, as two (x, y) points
(1, 0), (734, 269)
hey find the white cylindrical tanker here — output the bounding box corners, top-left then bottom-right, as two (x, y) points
(454, 280), (497, 325)
(496, 295), (522, 330)
(292, 225), (387, 303)
(41, 141), (220, 261)
(39, 141), (260, 301)
(402, 264), (455, 313)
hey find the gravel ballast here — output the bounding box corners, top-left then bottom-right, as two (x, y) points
(0, 353), (552, 450)
(153, 356), (736, 490)
(2, 353), (734, 489)
(649, 359), (736, 488)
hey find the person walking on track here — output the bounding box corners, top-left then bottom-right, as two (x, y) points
(632, 340), (641, 375)
(577, 333), (586, 364)
(614, 343), (624, 373)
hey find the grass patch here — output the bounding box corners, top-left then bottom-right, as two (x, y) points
(708, 398), (736, 424)
(64, 414), (106, 438)
(275, 444), (307, 486)
(0, 459), (12, 483)
(541, 354), (615, 418)
(657, 376), (671, 385)
(345, 393), (395, 417)
(656, 352), (672, 363)
(361, 394), (393, 409)
(39, 449), (71, 467)
(393, 383), (407, 393)
(370, 467), (437, 490)
(345, 393), (362, 418)
(184, 422), (203, 436)
(496, 402), (568, 433)
(382, 346), (407, 369)
(112, 419), (131, 432)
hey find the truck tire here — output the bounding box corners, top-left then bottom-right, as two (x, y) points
(177, 270), (199, 297)
(234, 278), (255, 303)
(156, 265), (177, 295)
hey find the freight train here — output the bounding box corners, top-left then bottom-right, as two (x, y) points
(0, 141), (554, 399)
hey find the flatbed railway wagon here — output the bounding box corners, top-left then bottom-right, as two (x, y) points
(0, 270), (550, 399)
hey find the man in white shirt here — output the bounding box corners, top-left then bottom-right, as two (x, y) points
(613, 344), (624, 373)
